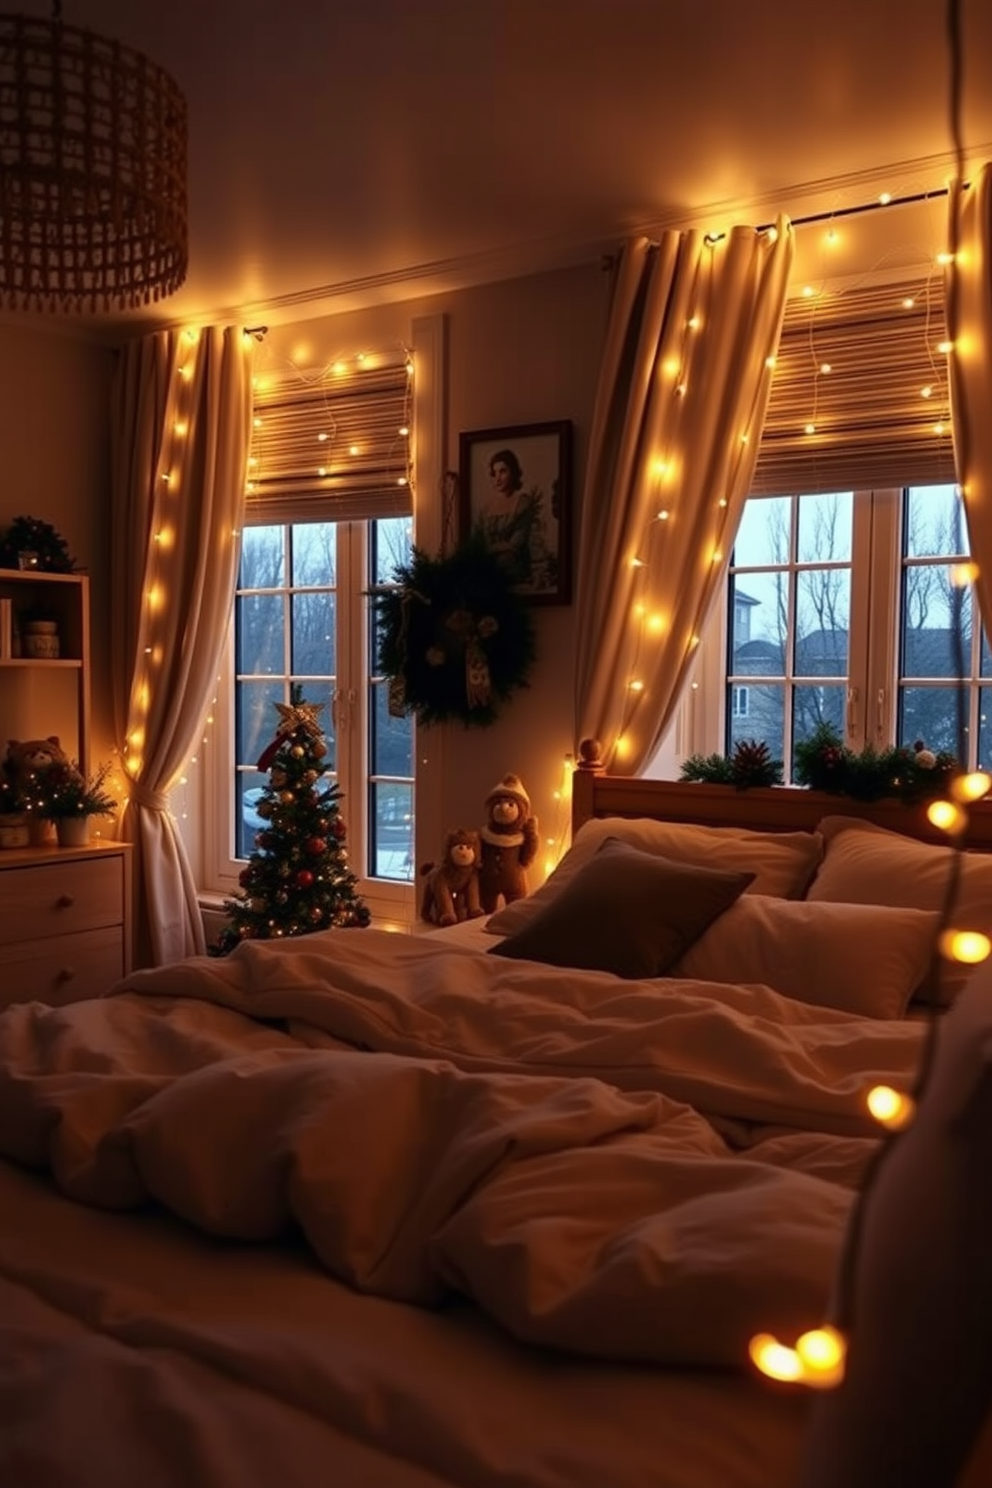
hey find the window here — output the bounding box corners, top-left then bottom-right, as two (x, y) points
(193, 351), (416, 920)
(231, 517), (414, 888)
(730, 685), (750, 719)
(719, 484), (989, 777)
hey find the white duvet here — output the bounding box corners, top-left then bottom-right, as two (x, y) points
(0, 928), (928, 1373)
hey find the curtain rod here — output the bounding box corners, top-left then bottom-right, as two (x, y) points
(759, 183), (958, 234)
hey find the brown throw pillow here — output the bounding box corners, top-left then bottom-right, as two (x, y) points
(489, 837), (755, 979)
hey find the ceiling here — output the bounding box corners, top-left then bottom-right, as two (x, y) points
(6, 0), (992, 336)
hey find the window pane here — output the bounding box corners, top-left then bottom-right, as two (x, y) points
(237, 678), (284, 768)
(291, 522), (336, 586)
(980, 688), (992, 769)
(237, 593), (284, 675)
(240, 525), (284, 588)
(733, 495), (791, 567)
(729, 572), (785, 672)
(373, 516), (413, 584)
(237, 768), (267, 860)
(292, 591), (336, 675)
(370, 781), (414, 881)
(797, 492), (852, 564)
(983, 632), (992, 679)
(904, 484), (966, 558)
(901, 572), (971, 677)
(793, 684), (845, 749)
(371, 681), (413, 777)
(898, 685), (962, 755)
(795, 569), (849, 676)
(729, 683), (784, 760)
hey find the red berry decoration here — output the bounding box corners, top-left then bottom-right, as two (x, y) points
(295, 868), (314, 888)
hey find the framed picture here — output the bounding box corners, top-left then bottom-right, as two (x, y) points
(459, 419), (572, 605)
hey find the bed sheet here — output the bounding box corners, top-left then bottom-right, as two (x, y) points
(0, 1160), (813, 1488)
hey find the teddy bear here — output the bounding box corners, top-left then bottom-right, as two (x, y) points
(419, 827), (485, 927)
(478, 773), (539, 914)
(3, 736), (79, 805)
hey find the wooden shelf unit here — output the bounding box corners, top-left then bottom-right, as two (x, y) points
(0, 570), (91, 774)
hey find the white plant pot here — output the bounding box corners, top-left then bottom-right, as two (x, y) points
(56, 816), (91, 848)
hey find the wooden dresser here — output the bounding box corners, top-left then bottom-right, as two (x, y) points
(0, 840), (133, 1010)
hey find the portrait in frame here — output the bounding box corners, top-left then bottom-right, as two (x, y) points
(458, 419), (572, 606)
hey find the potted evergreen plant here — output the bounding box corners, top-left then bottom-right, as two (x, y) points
(38, 760), (117, 846)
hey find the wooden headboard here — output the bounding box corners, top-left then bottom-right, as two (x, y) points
(570, 739), (992, 852)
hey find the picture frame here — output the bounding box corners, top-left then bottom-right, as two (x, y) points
(459, 419), (573, 606)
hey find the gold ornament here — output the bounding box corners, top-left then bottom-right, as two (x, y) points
(273, 699), (326, 741)
(280, 790), (295, 804)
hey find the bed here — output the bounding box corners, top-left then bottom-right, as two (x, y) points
(4, 753), (992, 1488)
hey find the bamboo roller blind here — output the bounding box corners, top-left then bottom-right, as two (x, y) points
(245, 357), (413, 525)
(752, 274), (959, 495)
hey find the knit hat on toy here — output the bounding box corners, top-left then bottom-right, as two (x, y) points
(484, 773), (531, 815)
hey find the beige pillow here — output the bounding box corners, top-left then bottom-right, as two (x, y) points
(489, 838), (755, 979)
(487, 814), (823, 938)
(672, 895), (939, 1018)
(807, 815), (992, 1006)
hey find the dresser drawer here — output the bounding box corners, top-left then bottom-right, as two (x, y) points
(0, 925), (125, 1008)
(0, 855), (123, 945)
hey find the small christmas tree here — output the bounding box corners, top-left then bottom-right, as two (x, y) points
(213, 690), (370, 955)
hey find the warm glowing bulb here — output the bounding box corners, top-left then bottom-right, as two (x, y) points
(399, 426), (409, 436)
(938, 340), (954, 354)
(920, 385), (933, 399)
(867, 1085), (915, 1130)
(628, 679), (644, 692)
(802, 285), (814, 298)
(926, 799), (964, 834)
(657, 509), (670, 521)
(951, 561), (979, 587)
(805, 422), (816, 435)
(819, 363), (832, 375)
(879, 191), (892, 205)
(749, 1335), (803, 1383)
(796, 1326), (846, 1382)
(174, 421), (188, 437)
(765, 354), (777, 369)
(646, 614), (666, 634)
(940, 929), (992, 965)
(902, 297), (916, 309)
(630, 556), (645, 568)
(934, 422), (946, 435)
(687, 314), (700, 330)
(663, 355), (681, 378)
(937, 251), (955, 265)
(951, 771), (992, 803)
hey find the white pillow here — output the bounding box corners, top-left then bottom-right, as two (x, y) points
(671, 895), (939, 1019)
(487, 815), (823, 937)
(807, 815), (992, 1006)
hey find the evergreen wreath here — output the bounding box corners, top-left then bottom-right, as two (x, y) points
(374, 534), (537, 727)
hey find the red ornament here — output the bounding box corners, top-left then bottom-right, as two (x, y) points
(295, 868), (314, 888)
(306, 836), (327, 855)
(330, 818), (347, 840)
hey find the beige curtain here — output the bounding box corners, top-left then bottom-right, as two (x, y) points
(947, 163), (992, 633)
(111, 325), (255, 966)
(574, 223), (794, 774)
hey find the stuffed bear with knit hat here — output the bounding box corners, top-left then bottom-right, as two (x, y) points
(479, 772), (539, 914)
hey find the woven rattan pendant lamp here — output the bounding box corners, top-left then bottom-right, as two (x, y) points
(0, 1), (187, 311)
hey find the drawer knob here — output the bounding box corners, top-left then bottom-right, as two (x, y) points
(55, 894), (75, 909)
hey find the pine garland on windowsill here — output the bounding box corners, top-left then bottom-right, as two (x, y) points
(680, 724), (956, 804)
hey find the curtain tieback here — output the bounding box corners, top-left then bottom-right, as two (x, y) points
(129, 784), (171, 813)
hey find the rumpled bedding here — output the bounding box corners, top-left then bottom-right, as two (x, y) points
(0, 928), (929, 1370)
